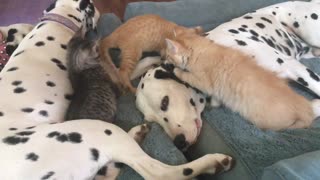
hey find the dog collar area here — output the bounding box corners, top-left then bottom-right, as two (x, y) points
(0, 31), (9, 72)
(40, 13), (79, 32)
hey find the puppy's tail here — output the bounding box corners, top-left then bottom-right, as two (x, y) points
(99, 36), (121, 83)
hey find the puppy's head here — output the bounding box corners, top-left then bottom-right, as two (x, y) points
(136, 64), (206, 151)
(44, 0), (100, 34)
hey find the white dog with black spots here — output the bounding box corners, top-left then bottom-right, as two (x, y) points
(0, 0), (234, 179)
(206, 0), (320, 107)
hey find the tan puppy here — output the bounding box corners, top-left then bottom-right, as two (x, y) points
(99, 14), (203, 92)
(165, 32), (320, 130)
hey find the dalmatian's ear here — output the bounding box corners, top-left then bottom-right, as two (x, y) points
(43, 0), (57, 14)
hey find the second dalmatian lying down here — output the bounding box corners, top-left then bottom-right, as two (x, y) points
(0, 0), (234, 179)
(207, 0), (320, 97)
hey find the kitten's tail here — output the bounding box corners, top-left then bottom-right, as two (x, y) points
(99, 37), (122, 88)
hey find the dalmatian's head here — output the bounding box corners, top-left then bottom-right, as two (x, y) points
(44, 0), (100, 33)
(136, 63), (206, 151)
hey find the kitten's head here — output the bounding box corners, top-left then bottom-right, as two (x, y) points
(67, 28), (100, 73)
(165, 38), (192, 70)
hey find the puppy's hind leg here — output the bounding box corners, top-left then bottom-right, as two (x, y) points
(281, 59), (320, 97)
(95, 124), (151, 180)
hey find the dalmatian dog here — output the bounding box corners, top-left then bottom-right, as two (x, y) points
(0, 24), (34, 71)
(206, 0), (320, 102)
(0, 0), (234, 179)
(134, 57), (207, 151)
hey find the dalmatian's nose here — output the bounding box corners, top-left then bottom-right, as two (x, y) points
(173, 134), (189, 151)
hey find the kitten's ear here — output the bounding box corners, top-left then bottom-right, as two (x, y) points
(165, 38), (183, 54)
(193, 26), (203, 35)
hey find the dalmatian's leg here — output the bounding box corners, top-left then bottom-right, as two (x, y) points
(95, 123), (151, 180)
(210, 96), (222, 107)
(279, 58), (320, 96)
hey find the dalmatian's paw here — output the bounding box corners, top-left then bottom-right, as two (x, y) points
(210, 96), (222, 108)
(128, 123), (151, 144)
(312, 48), (320, 57)
(203, 154), (235, 174)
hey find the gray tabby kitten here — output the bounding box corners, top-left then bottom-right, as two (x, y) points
(65, 30), (120, 122)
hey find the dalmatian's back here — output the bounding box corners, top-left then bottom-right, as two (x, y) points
(0, 23), (73, 128)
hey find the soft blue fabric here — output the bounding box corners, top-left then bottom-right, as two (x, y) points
(124, 0), (306, 31)
(96, 13), (187, 180)
(261, 150), (320, 180)
(123, 0), (320, 180)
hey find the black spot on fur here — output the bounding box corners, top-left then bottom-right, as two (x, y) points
(297, 77), (309, 86)
(272, 11), (276, 15)
(241, 25), (248, 28)
(26, 152), (39, 161)
(68, 132), (82, 143)
(68, 14), (82, 23)
(0, 112), (4, 116)
(183, 168), (193, 176)
(57, 64), (67, 70)
(238, 28), (247, 32)
(307, 68), (320, 81)
(281, 22), (288, 27)
(190, 98), (196, 106)
(249, 30), (259, 37)
(47, 36), (55, 41)
(6, 45), (18, 56)
(277, 58), (284, 64)
(97, 166), (107, 176)
(2, 136), (29, 145)
(41, 171), (54, 180)
(243, 16), (253, 19)
(281, 45), (291, 56)
(39, 110), (48, 117)
(114, 162), (124, 168)
(9, 128), (17, 131)
(311, 13), (318, 20)
(29, 34), (35, 39)
(45, 100), (54, 105)
(65, 94), (73, 101)
(200, 98), (204, 103)
(46, 81), (56, 87)
(79, 0), (90, 10)
(16, 131), (34, 136)
(141, 83), (144, 89)
(293, 22), (299, 28)
(261, 36), (275, 48)
(14, 87), (26, 94)
(37, 23), (46, 29)
(164, 117), (169, 122)
(12, 80), (22, 86)
(275, 29), (282, 37)
(13, 50), (24, 57)
(235, 39), (247, 46)
(261, 17), (272, 24)
(105, 129), (112, 135)
(228, 29), (239, 34)
(285, 40), (294, 48)
(51, 58), (62, 64)
(35, 41), (45, 46)
(21, 108), (34, 113)
(6, 28), (17, 42)
(250, 36), (260, 42)
(7, 67), (18, 72)
(256, 23), (265, 29)
(90, 148), (99, 161)
(61, 44), (67, 50)
(161, 96), (169, 111)
(26, 126), (36, 129)
(47, 131), (60, 138)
